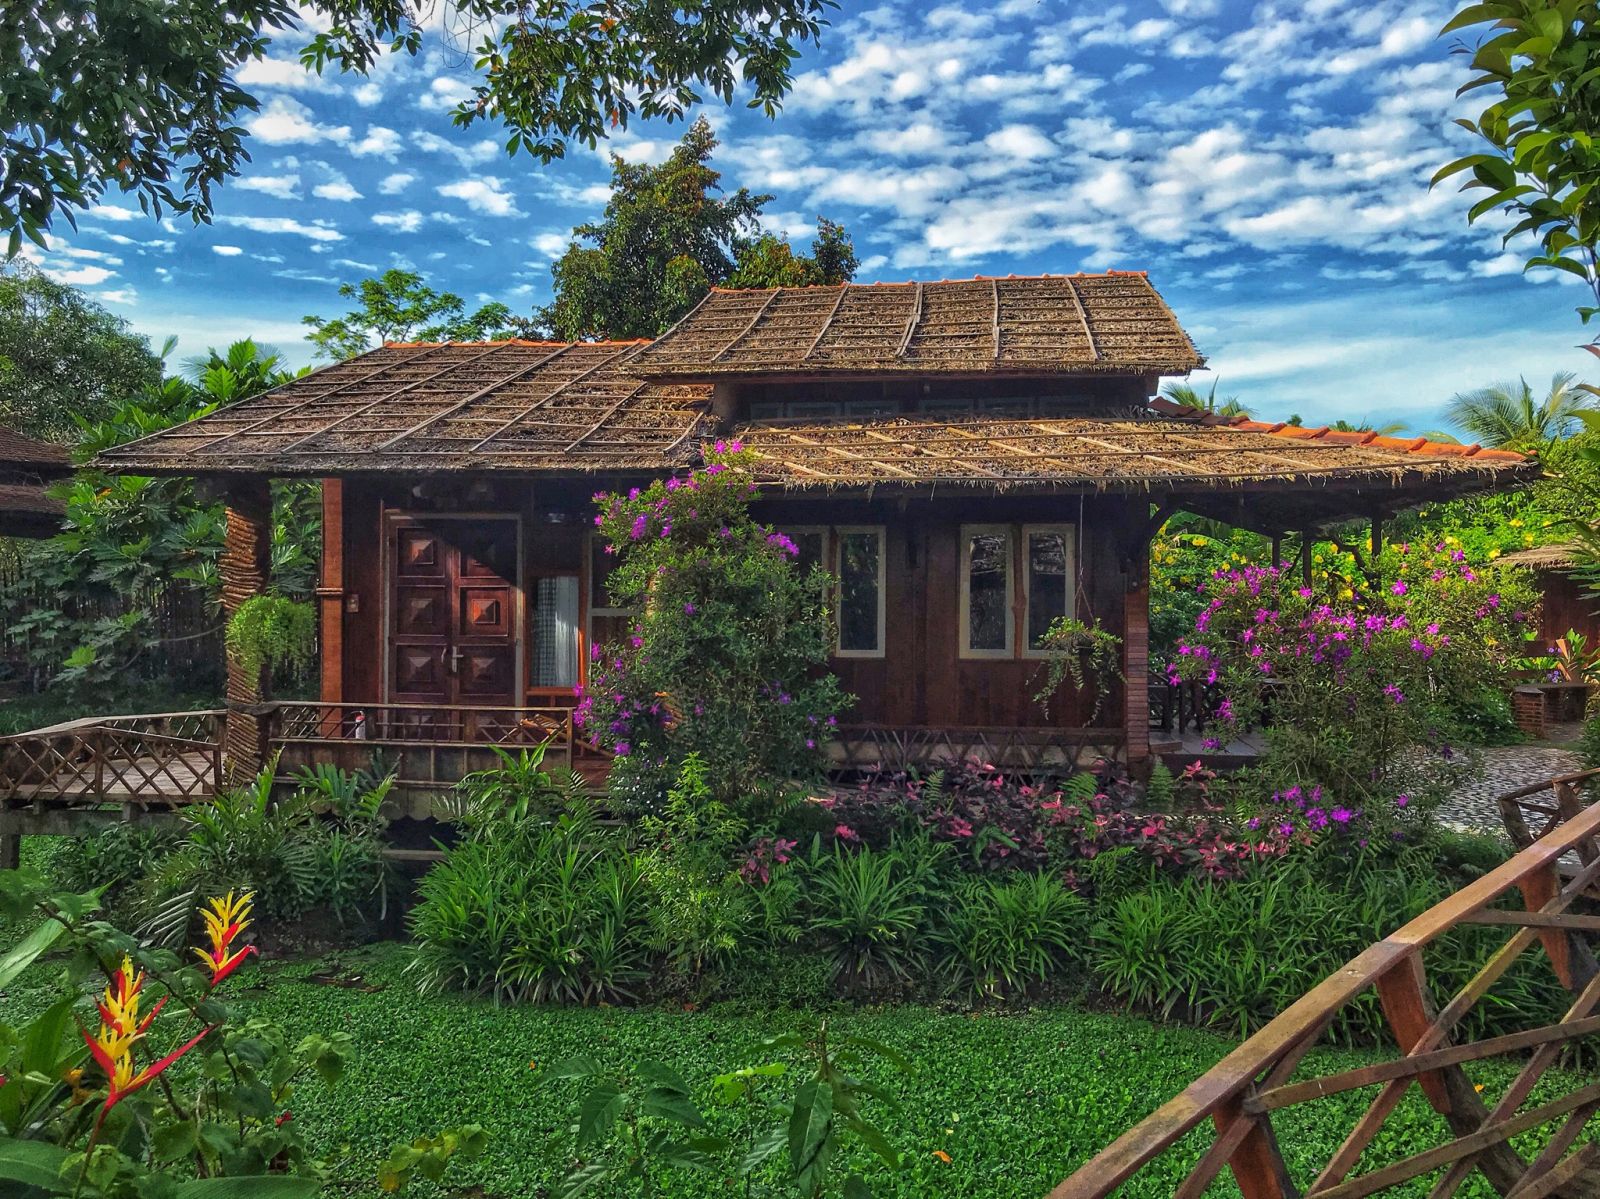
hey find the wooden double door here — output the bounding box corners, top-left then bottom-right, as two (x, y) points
(386, 515), (521, 709)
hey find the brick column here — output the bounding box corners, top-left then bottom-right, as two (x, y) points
(315, 478), (344, 704)
(221, 477), (273, 783)
(1124, 537), (1152, 775)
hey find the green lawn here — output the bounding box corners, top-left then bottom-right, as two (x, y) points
(2, 842), (1582, 1198)
(116, 943), (1545, 1199)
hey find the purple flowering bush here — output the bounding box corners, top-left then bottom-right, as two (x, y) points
(1174, 548), (1533, 840)
(578, 444), (849, 810)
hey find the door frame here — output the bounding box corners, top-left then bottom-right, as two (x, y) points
(380, 509), (526, 707)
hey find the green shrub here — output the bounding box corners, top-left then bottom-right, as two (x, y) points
(225, 593), (316, 688)
(134, 761), (392, 941)
(409, 800), (652, 1004)
(1582, 714), (1600, 769)
(804, 837), (939, 994)
(935, 872), (1091, 999)
(579, 445), (849, 811)
(63, 822), (184, 903)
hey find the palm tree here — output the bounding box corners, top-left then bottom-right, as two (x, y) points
(1330, 418), (1410, 436)
(1160, 378), (1251, 420)
(1443, 372), (1597, 449)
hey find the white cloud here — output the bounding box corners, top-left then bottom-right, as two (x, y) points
(95, 287), (138, 305)
(251, 96), (350, 145)
(411, 131), (500, 168)
(237, 55), (321, 90)
(378, 172), (416, 194)
(44, 264), (116, 286)
(350, 125), (403, 159)
(238, 173), (302, 199)
(212, 245), (245, 256)
(372, 210), (425, 233)
(313, 180), (363, 202)
(437, 177), (521, 217)
(531, 232), (570, 258)
(983, 124), (1056, 159)
(217, 214), (344, 242)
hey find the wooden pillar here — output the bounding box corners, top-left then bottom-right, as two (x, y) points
(1270, 534), (1283, 570)
(221, 477), (273, 783)
(1300, 531), (1313, 590)
(1123, 532), (1152, 774)
(315, 478), (344, 704)
(1371, 510), (1385, 558)
(0, 812), (19, 872)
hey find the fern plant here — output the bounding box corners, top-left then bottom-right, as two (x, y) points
(225, 594), (316, 682)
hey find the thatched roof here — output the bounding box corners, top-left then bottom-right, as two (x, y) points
(0, 426), (70, 477)
(1499, 543), (1577, 570)
(97, 340), (713, 475)
(91, 323), (1538, 530)
(630, 273), (1203, 380)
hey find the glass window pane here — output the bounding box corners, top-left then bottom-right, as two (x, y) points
(838, 531), (881, 653)
(534, 576), (580, 687)
(590, 539), (622, 609)
(791, 531), (825, 577)
(1027, 531), (1069, 649)
(967, 531), (1010, 652)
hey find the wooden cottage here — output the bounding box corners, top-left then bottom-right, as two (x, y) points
(97, 272), (1538, 787)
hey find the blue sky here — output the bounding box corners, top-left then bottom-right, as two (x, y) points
(23, 0), (1598, 435)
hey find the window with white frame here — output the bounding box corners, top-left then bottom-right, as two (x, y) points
(960, 523), (1077, 659)
(960, 525), (1014, 658)
(835, 527), (885, 657)
(586, 535), (632, 659)
(1023, 525), (1075, 655)
(778, 524), (886, 658)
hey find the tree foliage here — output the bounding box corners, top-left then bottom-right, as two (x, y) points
(0, 262), (162, 441)
(1435, 2), (1600, 323)
(1, 340), (319, 690)
(302, 269), (517, 360)
(2, 0), (831, 251)
(543, 117), (857, 340)
(1444, 370), (1598, 448)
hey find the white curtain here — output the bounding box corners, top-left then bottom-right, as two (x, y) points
(534, 576), (580, 687)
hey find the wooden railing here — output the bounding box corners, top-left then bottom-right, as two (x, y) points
(1049, 766), (1600, 1199)
(0, 710), (225, 807)
(263, 700), (609, 792)
(832, 723), (1126, 778)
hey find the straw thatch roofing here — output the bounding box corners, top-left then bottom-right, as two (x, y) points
(97, 340), (714, 475)
(92, 331), (1538, 530)
(0, 426), (70, 477)
(1500, 544), (1578, 570)
(630, 273), (1203, 380)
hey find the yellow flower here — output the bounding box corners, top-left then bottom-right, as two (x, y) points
(193, 891), (257, 985)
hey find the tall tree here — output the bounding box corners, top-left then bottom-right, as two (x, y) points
(3, 0), (830, 254)
(0, 263), (162, 441)
(302, 270), (515, 360)
(1444, 372), (1598, 448)
(543, 117), (857, 340)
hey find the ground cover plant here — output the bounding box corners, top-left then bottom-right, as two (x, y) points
(0, 935), (1579, 1199)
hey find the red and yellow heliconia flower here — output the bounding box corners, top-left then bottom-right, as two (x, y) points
(193, 890), (257, 986)
(80, 955), (203, 1114)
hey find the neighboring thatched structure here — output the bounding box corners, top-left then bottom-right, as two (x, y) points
(1501, 543), (1597, 649)
(0, 425), (69, 538)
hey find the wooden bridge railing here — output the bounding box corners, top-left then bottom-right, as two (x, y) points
(1049, 766), (1600, 1199)
(0, 710), (225, 808)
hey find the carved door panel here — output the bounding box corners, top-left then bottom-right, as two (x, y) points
(387, 517), (520, 720)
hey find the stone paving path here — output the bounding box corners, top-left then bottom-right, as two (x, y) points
(1437, 731), (1587, 835)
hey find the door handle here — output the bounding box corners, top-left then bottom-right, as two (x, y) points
(448, 646), (464, 674)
